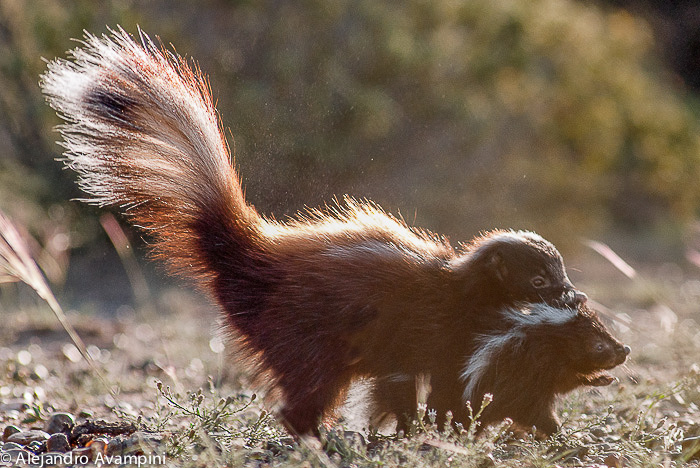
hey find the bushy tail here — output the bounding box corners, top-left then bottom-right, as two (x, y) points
(41, 28), (267, 289)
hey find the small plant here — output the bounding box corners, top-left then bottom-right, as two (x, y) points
(149, 378), (285, 459)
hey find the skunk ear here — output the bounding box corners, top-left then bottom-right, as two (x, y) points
(489, 251), (508, 282)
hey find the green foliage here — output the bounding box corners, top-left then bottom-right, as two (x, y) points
(146, 379), (285, 460)
(177, 0), (700, 240)
(3, 0), (700, 251)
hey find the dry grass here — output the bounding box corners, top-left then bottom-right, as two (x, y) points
(1, 211), (700, 466)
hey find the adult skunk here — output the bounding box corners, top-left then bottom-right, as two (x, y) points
(41, 28), (623, 436)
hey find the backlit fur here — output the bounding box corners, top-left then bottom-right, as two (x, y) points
(460, 303), (628, 436)
(42, 28), (604, 436)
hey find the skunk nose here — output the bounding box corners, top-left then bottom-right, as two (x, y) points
(562, 286), (588, 307)
(614, 344), (630, 365)
(573, 290), (588, 305)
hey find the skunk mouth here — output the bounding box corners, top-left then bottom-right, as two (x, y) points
(585, 372), (616, 386)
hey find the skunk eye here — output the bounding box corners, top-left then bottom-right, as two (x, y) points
(531, 275), (549, 288)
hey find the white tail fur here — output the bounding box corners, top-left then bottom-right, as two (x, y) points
(41, 28), (262, 279)
(41, 27), (244, 216)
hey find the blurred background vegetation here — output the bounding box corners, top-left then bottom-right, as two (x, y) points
(2, 0), (700, 311)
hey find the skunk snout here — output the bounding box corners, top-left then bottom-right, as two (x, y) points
(573, 290), (588, 305)
(560, 287), (588, 307)
(594, 341), (630, 369)
(614, 344), (631, 365)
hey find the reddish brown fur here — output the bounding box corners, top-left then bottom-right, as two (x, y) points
(41, 29), (614, 437)
(456, 303), (629, 436)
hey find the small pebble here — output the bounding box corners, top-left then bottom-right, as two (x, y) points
(71, 446), (94, 461)
(125, 432), (165, 454)
(2, 441), (22, 450)
(3, 448), (35, 464)
(6, 429), (50, 445)
(2, 425), (20, 441)
(114, 401), (136, 416)
(246, 448), (269, 460)
(46, 433), (70, 453)
(26, 439), (45, 453)
(45, 412), (76, 434)
(0, 400), (29, 412)
(87, 437), (108, 455)
(106, 437), (125, 456)
(604, 454), (624, 467)
(31, 364), (49, 380)
(74, 434), (93, 447)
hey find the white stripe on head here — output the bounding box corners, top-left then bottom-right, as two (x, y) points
(502, 303), (578, 327)
(449, 229), (554, 270)
(512, 230), (548, 244)
(471, 230), (551, 253)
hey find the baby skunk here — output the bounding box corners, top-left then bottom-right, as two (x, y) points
(370, 303), (629, 437)
(42, 28), (600, 437)
(457, 302), (629, 436)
